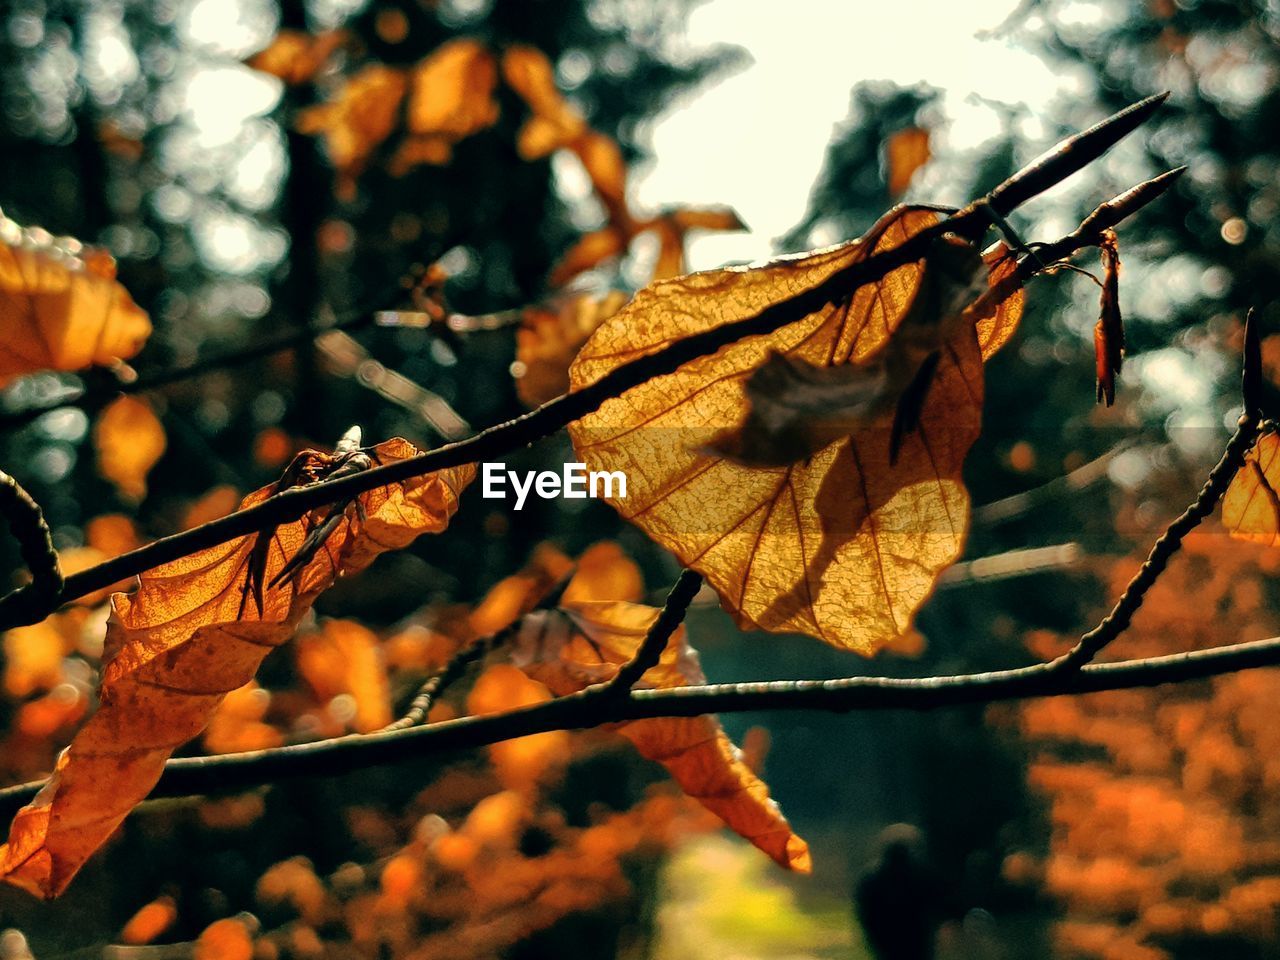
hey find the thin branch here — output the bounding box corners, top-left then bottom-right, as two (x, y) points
(0, 161), (1182, 631)
(601, 569), (702, 695)
(382, 630), (507, 732)
(384, 571), (577, 731)
(3, 627), (1278, 819)
(1047, 313), (1264, 673)
(0, 469), (61, 608)
(973, 438), (1138, 526)
(0, 301), (380, 433)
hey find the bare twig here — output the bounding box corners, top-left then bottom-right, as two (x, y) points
(0, 104), (1180, 632)
(384, 574), (576, 731)
(1047, 311), (1265, 673)
(601, 569), (702, 695)
(4, 626), (1280, 819)
(0, 469), (61, 611)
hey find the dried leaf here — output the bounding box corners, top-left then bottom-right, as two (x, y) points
(884, 126), (931, 196)
(1095, 229), (1124, 406)
(390, 39), (500, 174)
(1224, 432), (1280, 546)
(515, 290), (629, 407)
(511, 601), (811, 871)
(567, 209), (1024, 653)
(0, 228), (150, 386)
(0, 441), (473, 897)
(94, 396), (166, 501)
(247, 29), (348, 85)
(297, 65), (407, 200)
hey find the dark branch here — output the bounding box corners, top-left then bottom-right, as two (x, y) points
(0, 469), (61, 611)
(602, 569), (702, 694)
(3, 626), (1278, 819)
(1048, 316), (1264, 673)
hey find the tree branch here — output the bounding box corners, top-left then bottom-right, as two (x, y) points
(0, 101), (1182, 632)
(1047, 307), (1264, 673)
(3, 627), (1277, 819)
(601, 569), (702, 694)
(0, 469), (61, 611)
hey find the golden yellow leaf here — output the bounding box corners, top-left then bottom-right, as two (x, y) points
(511, 601), (811, 871)
(297, 65), (407, 200)
(567, 209), (1024, 653)
(0, 230), (150, 386)
(1224, 432), (1280, 546)
(390, 38), (500, 174)
(0, 440), (473, 898)
(885, 126), (931, 196)
(94, 396), (166, 501)
(246, 29), (348, 86)
(514, 290), (629, 407)
(295, 618), (392, 733)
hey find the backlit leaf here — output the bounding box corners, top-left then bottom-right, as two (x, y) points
(511, 600), (811, 871)
(567, 209), (1024, 653)
(0, 441), (473, 898)
(1224, 432), (1280, 547)
(0, 226), (150, 386)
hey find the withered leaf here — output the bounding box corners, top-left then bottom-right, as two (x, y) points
(0, 441), (473, 898)
(567, 209), (1024, 653)
(510, 600), (810, 871)
(0, 228), (150, 386)
(1095, 228), (1124, 406)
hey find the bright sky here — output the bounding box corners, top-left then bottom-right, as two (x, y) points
(635, 0), (1074, 268)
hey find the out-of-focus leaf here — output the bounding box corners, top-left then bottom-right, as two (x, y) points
(568, 210), (1024, 653)
(884, 126), (931, 196)
(515, 290), (629, 407)
(297, 65), (408, 200)
(246, 29), (348, 85)
(511, 600), (811, 872)
(466, 664), (570, 791)
(296, 619), (392, 733)
(502, 46), (587, 160)
(390, 39), (500, 174)
(0, 228), (150, 386)
(0, 441), (473, 898)
(94, 396), (166, 501)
